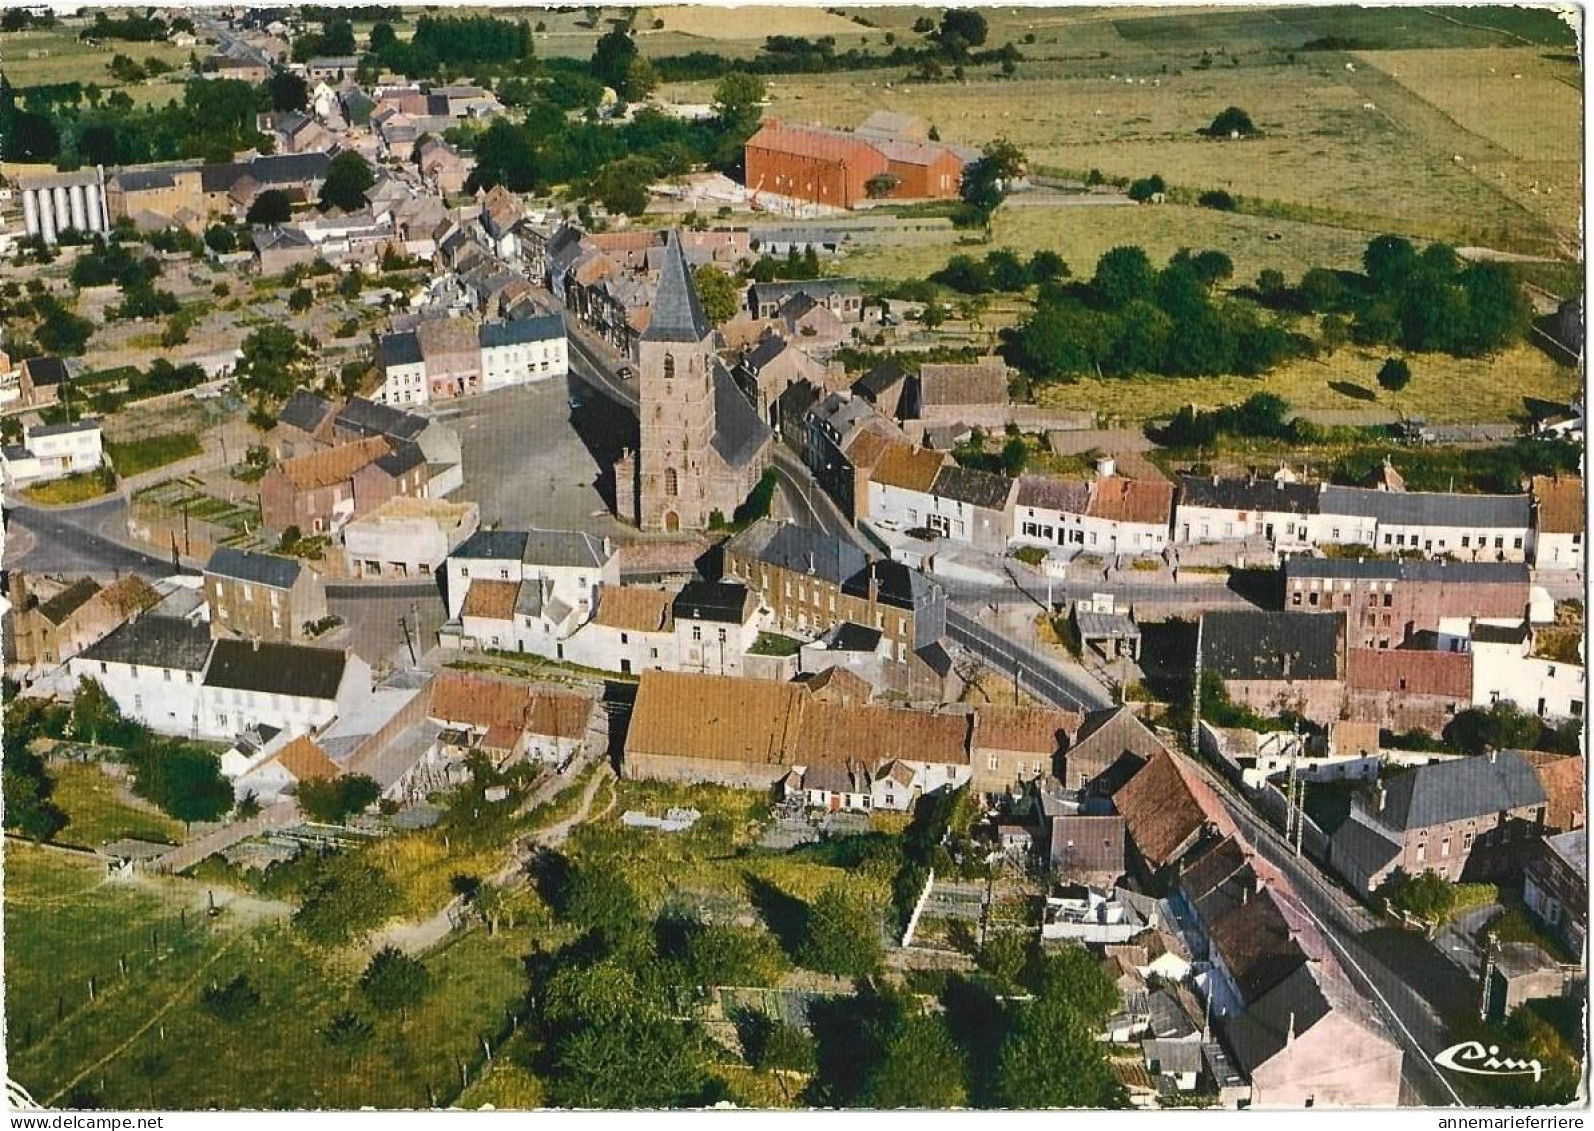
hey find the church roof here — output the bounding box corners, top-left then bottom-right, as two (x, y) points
(711, 360), (772, 470)
(643, 230), (713, 344)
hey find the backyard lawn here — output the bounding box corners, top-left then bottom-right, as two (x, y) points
(106, 432), (203, 479)
(48, 762), (185, 851)
(23, 468), (116, 506)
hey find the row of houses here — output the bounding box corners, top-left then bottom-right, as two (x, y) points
(617, 670), (1404, 1107)
(441, 518), (956, 698)
(1199, 606), (1584, 733)
(104, 151), (333, 234)
(374, 310), (568, 406)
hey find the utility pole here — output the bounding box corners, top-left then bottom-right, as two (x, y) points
(399, 612), (416, 666)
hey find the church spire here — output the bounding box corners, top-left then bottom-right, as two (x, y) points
(643, 229), (713, 343)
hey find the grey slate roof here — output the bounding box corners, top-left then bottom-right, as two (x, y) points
(750, 279), (861, 307)
(841, 559), (935, 611)
(205, 547), (303, 590)
(523, 529), (609, 568)
(931, 464), (1014, 510)
(479, 313), (564, 348)
(1330, 810), (1403, 879)
(1283, 557), (1530, 585)
(378, 330), (423, 369)
(1318, 485), (1531, 528)
(29, 418), (100, 438)
(710, 359), (773, 470)
(375, 439), (426, 478)
(1371, 751), (1548, 832)
(673, 581), (751, 624)
(277, 389), (335, 435)
(1179, 475), (1320, 515)
(22, 357), (69, 386)
(454, 530), (530, 561)
(830, 622), (883, 653)
(643, 230), (713, 343)
(1544, 828), (1587, 883)
(1471, 621), (1532, 645)
(729, 519), (868, 586)
(204, 639), (348, 699)
(336, 396), (428, 442)
(81, 616), (213, 672)
(1200, 610), (1342, 681)
(1017, 474), (1091, 514)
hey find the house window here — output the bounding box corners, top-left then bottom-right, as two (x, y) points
(988, 754), (998, 771)
(99, 662), (108, 675)
(1441, 838), (1450, 857)
(186, 673), (194, 684)
(621, 632), (629, 644)
(692, 625), (702, 642)
(717, 627), (727, 644)
(163, 669), (172, 682)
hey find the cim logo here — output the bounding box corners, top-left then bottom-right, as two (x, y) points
(1434, 1041), (1545, 1082)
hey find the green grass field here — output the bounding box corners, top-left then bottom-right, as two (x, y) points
(851, 200), (1375, 288)
(1031, 341), (1578, 426)
(49, 762), (185, 851)
(23, 468), (116, 506)
(4, 845), (533, 1110)
(105, 432), (203, 478)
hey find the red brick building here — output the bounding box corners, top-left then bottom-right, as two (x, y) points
(1283, 558), (1530, 650)
(259, 436), (429, 535)
(744, 118), (965, 210)
(1344, 647), (1473, 734)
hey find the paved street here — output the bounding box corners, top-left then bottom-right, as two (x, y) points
(947, 607), (1112, 712)
(7, 498), (185, 578)
(1186, 755), (1474, 1108)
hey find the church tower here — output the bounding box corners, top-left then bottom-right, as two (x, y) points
(632, 230), (718, 533)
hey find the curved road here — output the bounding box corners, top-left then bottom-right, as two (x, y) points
(7, 497), (188, 577)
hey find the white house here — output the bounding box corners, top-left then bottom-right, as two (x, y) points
(341, 495), (480, 580)
(478, 313), (568, 390)
(446, 527), (615, 620)
(562, 586), (679, 676)
(3, 418), (104, 486)
(1012, 468), (1174, 558)
(1530, 475), (1583, 571)
(69, 616), (214, 737)
(1174, 474), (1320, 552)
(229, 733), (342, 805)
(376, 330), (428, 406)
(199, 639), (372, 741)
(1314, 485), (1532, 562)
(1468, 621), (1586, 721)
(448, 528), (617, 662)
(670, 581), (762, 678)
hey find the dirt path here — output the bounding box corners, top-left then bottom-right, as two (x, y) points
(371, 764), (617, 957)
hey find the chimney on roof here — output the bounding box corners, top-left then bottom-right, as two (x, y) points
(1285, 1012), (1296, 1046)
(252, 636), (260, 652)
(807, 552), (815, 575)
(1282, 651), (1293, 680)
(1488, 747), (1498, 764)
(1375, 784), (1387, 812)
(1096, 454), (1116, 480)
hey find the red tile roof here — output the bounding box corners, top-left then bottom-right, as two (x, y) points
(1346, 648), (1472, 699)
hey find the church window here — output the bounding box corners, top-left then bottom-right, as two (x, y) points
(664, 354), (676, 380)
(665, 468), (679, 497)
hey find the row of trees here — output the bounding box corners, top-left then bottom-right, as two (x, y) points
(363, 15), (534, 77)
(1, 73), (272, 167)
(1007, 244), (1307, 380)
(461, 69), (768, 210)
(933, 247), (1069, 295)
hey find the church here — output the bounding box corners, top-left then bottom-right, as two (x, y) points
(615, 231), (772, 533)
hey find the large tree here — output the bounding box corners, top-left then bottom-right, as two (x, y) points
(692, 266), (740, 325)
(267, 69), (309, 112)
(591, 26), (641, 98)
(1092, 245), (1157, 308)
(236, 324), (312, 400)
(319, 150), (375, 212)
(361, 945), (432, 1014)
(296, 774), (381, 824)
(799, 884), (882, 977)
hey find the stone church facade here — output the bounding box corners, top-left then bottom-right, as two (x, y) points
(616, 231), (772, 533)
